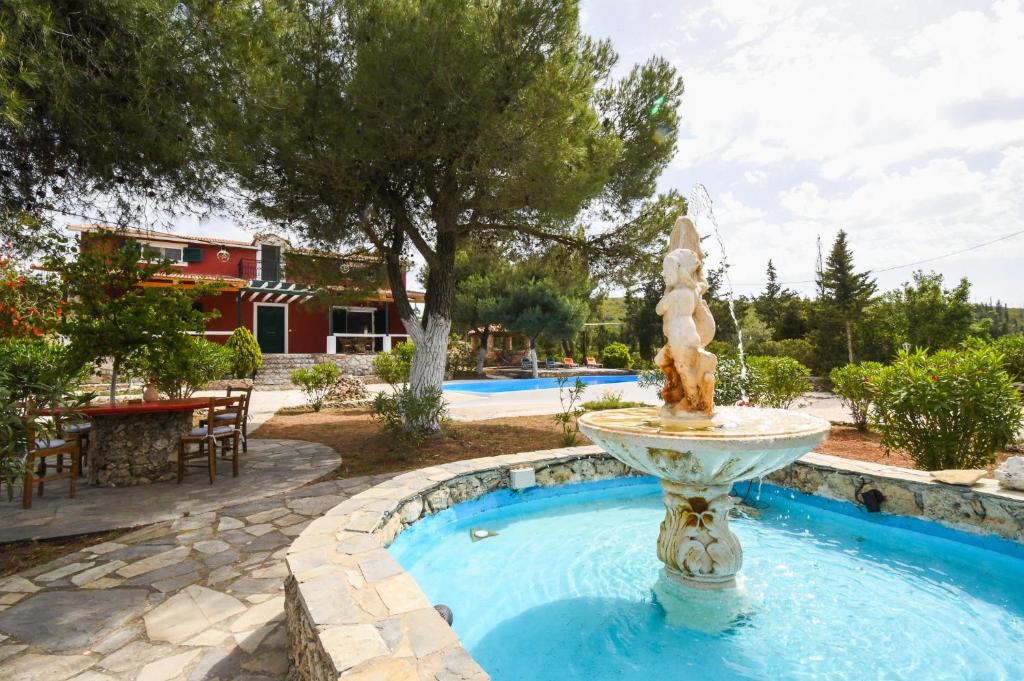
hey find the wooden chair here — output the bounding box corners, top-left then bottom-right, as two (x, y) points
(202, 386), (253, 453)
(226, 385), (253, 453)
(178, 397), (243, 484)
(21, 402), (81, 509)
(62, 420), (92, 476)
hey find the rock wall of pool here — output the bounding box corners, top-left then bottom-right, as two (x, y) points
(284, 447), (1024, 681)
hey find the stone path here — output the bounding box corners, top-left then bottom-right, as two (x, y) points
(0, 473), (393, 681)
(0, 440), (339, 543)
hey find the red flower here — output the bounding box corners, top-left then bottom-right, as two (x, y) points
(930, 374), (938, 382)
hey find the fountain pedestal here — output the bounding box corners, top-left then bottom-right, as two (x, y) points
(578, 406), (829, 591)
(657, 481), (742, 589)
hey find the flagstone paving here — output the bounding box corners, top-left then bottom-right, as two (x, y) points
(0, 439), (339, 543)
(0, 472), (393, 681)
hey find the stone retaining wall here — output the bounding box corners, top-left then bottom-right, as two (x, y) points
(255, 354), (376, 388)
(285, 447), (1024, 680)
(768, 452), (1024, 542)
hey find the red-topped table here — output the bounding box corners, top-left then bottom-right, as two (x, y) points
(72, 398), (213, 486)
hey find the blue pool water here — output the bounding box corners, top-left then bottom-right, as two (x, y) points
(444, 375), (638, 393)
(389, 479), (1024, 681)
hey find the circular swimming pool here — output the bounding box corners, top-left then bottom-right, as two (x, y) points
(389, 479), (1024, 681)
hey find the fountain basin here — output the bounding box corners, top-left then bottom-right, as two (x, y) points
(577, 406), (830, 488)
(579, 406), (829, 589)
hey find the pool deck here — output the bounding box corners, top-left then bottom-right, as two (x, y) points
(441, 382), (850, 424)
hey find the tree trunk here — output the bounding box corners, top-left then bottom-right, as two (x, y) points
(109, 357), (119, 405)
(406, 312), (452, 402)
(530, 344), (539, 378)
(475, 328), (489, 376)
(386, 225), (458, 433)
(845, 319), (855, 364)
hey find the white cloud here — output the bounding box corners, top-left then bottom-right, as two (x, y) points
(582, 0), (1024, 301)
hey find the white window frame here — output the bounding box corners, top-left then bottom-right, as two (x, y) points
(253, 302), (289, 354)
(332, 306), (376, 335)
(139, 239), (187, 266)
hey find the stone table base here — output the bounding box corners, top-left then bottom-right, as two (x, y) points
(89, 411), (194, 486)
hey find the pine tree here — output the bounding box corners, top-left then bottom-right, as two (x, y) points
(755, 259), (795, 332)
(817, 230), (876, 363)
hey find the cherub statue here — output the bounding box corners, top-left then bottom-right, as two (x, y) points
(655, 217), (717, 419)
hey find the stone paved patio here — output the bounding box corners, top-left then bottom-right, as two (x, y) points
(0, 473), (393, 681)
(0, 439), (340, 543)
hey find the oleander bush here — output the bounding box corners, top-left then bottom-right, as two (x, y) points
(829, 361), (884, 431)
(600, 342), (633, 369)
(871, 347), (1023, 470)
(746, 356), (811, 409)
(991, 334), (1024, 382)
(372, 341), (415, 387)
(291, 362), (340, 412)
(714, 357), (749, 405)
(226, 327), (263, 378)
(0, 338), (87, 400)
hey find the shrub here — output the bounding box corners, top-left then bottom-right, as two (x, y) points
(134, 338), (232, 399)
(871, 347), (1023, 470)
(746, 356), (811, 408)
(553, 376), (587, 446)
(600, 342), (633, 369)
(291, 362), (340, 412)
(446, 334), (473, 379)
(992, 335), (1024, 382)
(0, 338), (86, 400)
(829, 361), (884, 431)
(372, 341), (415, 387)
(714, 357), (750, 405)
(372, 386), (448, 449)
(226, 327), (263, 378)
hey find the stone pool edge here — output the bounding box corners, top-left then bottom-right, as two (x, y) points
(285, 447), (1024, 681)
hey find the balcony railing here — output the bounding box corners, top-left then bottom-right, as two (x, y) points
(238, 258), (283, 281)
(327, 333), (410, 354)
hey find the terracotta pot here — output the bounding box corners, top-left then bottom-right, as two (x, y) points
(143, 381), (160, 402)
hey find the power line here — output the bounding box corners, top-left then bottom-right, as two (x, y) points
(731, 227), (1024, 288)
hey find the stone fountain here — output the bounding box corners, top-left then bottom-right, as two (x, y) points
(579, 216), (829, 591)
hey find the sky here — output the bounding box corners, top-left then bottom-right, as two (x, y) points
(153, 0), (1024, 304)
(582, 0), (1024, 304)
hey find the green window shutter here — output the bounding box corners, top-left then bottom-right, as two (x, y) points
(183, 247), (203, 263)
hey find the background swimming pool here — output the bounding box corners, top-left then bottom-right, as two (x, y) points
(444, 375), (638, 394)
(389, 479), (1024, 681)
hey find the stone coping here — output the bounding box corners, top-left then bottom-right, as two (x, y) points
(285, 447), (1024, 680)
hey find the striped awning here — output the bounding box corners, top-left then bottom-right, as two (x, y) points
(241, 280), (315, 303)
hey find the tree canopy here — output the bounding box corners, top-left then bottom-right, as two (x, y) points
(498, 279), (588, 376)
(214, 0), (682, 416)
(1, 0), (223, 254)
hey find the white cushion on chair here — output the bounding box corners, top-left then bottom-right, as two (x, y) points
(35, 438), (67, 450)
(190, 426), (235, 437)
(213, 413), (237, 421)
(64, 422), (92, 433)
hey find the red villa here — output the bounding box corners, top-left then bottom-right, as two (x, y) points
(69, 225), (424, 356)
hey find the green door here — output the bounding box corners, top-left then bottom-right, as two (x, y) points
(256, 306), (286, 353)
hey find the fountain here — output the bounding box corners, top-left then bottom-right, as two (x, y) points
(578, 215), (829, 591)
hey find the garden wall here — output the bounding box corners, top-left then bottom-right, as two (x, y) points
(255, 353), (375, 388)
(285, 447), (1024, 680)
